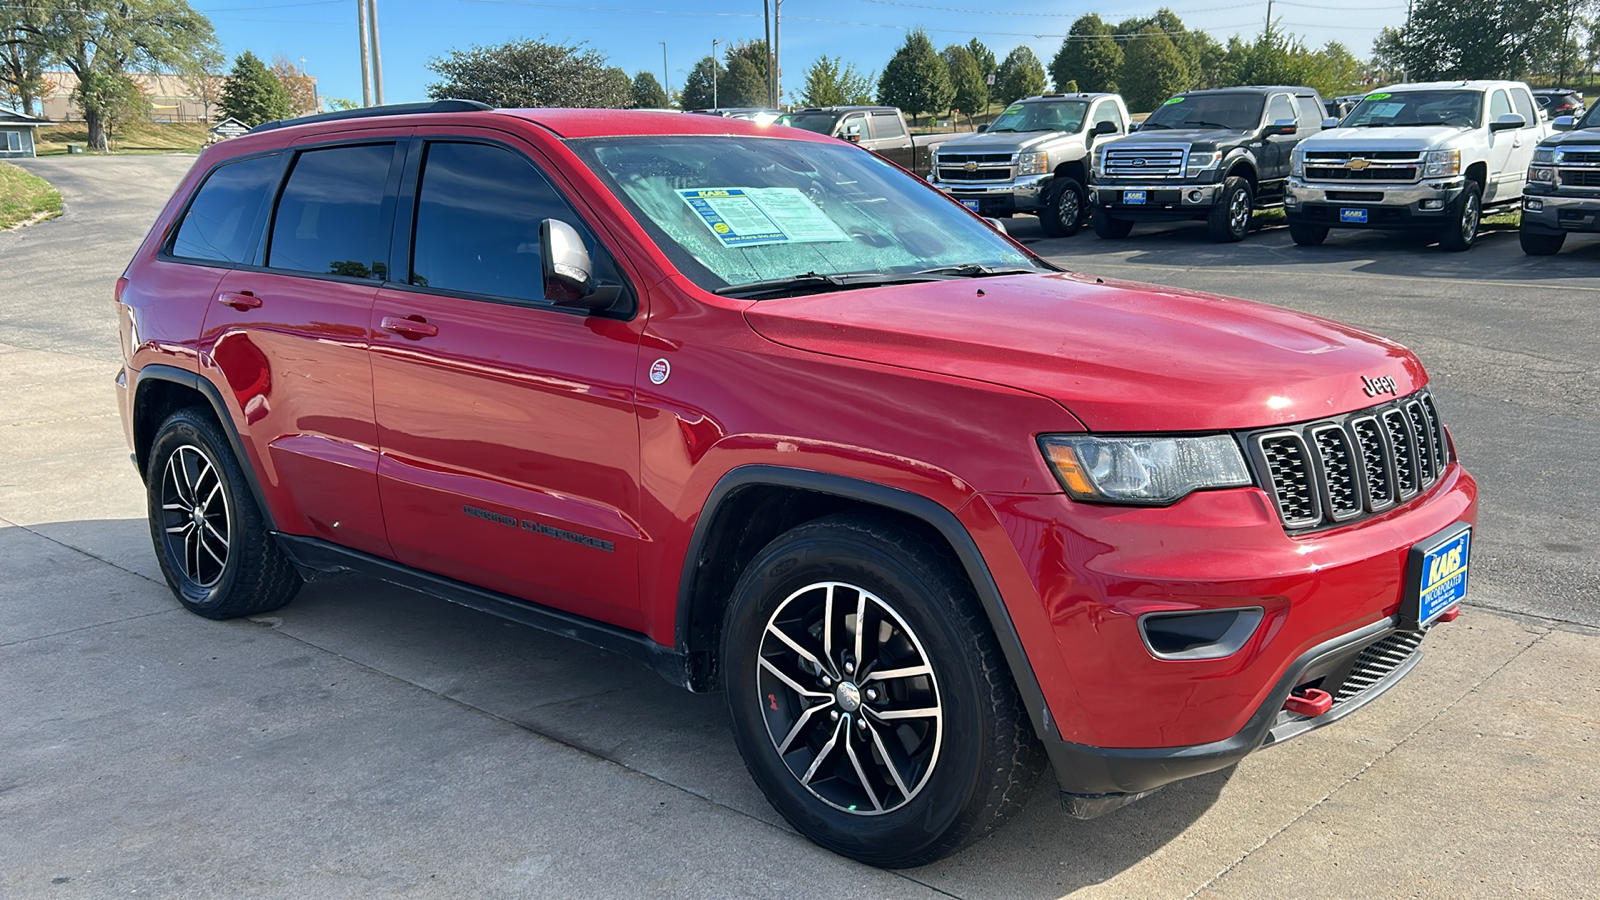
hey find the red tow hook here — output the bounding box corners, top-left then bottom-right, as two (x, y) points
(1438, 606), (1461, 623)
(1284, 687), (1334, 717)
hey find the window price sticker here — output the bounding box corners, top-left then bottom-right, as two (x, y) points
(680, 187), (848, 248)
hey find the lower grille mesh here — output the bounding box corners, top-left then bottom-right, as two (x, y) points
(1335, 631), (1424, 703)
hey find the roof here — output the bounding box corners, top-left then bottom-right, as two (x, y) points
(501, 108), (830, 140)
(1375, 80), (1532, 92)
(1017, 93), (1118, 102)
(789, 106), (896, 114)
(1180, 86), (1320, 97)
(0, 108), (47, 127)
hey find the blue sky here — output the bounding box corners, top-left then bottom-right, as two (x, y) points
(193, 0), (1410, 107)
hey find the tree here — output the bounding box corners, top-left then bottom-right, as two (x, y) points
(179, 45), (224, 121)
(1369, 27), (1406, 81)
(270, 53), (317, 116)
(80, 71), (147, 147)
(631, 71), (668, 108)
(1120, 25), (1191, 112)
(426, 37), (632, 108)
(966, 38), (996, 111)
(1, 0), (50, 116)
(799, 55), (872, 107)
(994, 45), (1047, 105)
(220, 51), (293, 126)
(877, 29), (953, 125)
(679, 55), (723, 110)
(35, 0), (219, 150)
(1394, 0), (1559, 80)
(942, 44), (985, 116)
(726, 39), (770, 99)
(722, 56), (767, 107)
(1051, 14), (1122, 94)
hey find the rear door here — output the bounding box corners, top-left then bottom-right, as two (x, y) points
(1504, 86), (1542, 198)
(369, 132), (646, 629)
(1484, 89), (1518, 201)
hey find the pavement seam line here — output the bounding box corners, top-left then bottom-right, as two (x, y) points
(1182, 627), (1555, 900)
(0, 513), (165, 587)
(0, 608), (180, 650)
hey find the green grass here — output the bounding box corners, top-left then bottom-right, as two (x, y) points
(0, 161), (63, 229)
(33, 121), (209, 156)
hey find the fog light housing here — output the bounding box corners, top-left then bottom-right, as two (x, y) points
(1420, 198), (1444, 210)
(1525, 198), (1544, 212)
(1285, 194), (1300, 207)
(1138, 607), (1264, 661)
(1186, 189), (1203, 203)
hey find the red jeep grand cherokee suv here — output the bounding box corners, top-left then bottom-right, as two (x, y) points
(116, 101), (1476, 866)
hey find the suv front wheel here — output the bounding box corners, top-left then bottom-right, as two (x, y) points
(146, 408), (301, 619)
(721, 515), (1043, 867)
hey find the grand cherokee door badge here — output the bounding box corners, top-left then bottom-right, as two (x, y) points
(461, 505), (615, 552)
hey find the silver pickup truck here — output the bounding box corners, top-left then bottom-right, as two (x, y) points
(927, 93), (1131, 236)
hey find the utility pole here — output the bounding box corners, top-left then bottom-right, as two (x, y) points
(356, 0), (372, 107)
(763, 1), (773, 107)
(367, 0), (385, 105)
(712, 38), (722, 109)
(1264, 0), (1273, 35)
(772, 0), (781, 109)
(661, 42), (670, 105)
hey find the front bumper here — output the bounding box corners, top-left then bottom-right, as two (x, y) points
(1091, 181), (1223, 219)
(932, 173), (1051, 214)
(1287, 177), (1465, 228)
(1521, 190), (1600, 234)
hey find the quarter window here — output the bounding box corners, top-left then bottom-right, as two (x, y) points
(1511, 89), (1537, 126)
(868, 112), (905, 140)
(267, 143), (395, 279)
(171, 154), (283, 264)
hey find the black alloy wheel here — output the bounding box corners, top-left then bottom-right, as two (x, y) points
(1207, 176), (1253, 243)
(1438, 181), (1482, 251)
(1039, 178), (1086, 238)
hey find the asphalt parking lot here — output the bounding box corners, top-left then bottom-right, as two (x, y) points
(2, 157), (1596, 899)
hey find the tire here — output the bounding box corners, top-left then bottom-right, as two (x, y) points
(1039, 177), (1086, 238)
(146, 408), (301, 619)
(1207, 176), (1253, 243)
(1288, 221), (1329, 246)
(721, 514), (1044, 868)
(1438, 181), (1483, 251)
(1520, 229), (1566, 256)
(1093, 208), (1134, 239)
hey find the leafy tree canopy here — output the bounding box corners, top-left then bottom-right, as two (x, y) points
(220, 50), (293, 126)
(631, 71), (669, 108)
(1051, 14), (1121, 94)
(942, 44), (985, 115)
(877, 29), (953, 123)
(1120, 25), (1192, 112)
(426, 36), (631, 108)
(679, 55), (723, 110)
(799, 55), (873, 107)
(995, 45), (1047, 105)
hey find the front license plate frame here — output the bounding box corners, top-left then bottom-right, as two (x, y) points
(1124, 190), (1148, 205)
(959, 199), (981, 212)
(1340, 207), (1370, 224)
(1401, 523), (1471, 630)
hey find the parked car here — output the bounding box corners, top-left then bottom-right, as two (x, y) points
(1533, 89), (1585, 120)
(1326, 94), (1365, 120)
(1089, 85), (1329, 242)
(926, 93), (1131, 236)
(777, 105), (955, 177)
(691, 107), (784, 125)
(117, 99), (1476, 868)
(1286, 81), (1548, 250)
(1519, 107), (1600, 254)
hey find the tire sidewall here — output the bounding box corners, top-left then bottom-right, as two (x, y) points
(723, 530), (988, 862)
(1213, 177), (1252, 241)
(1045, 178), (1085, 237)
(146, 412), (247, 614)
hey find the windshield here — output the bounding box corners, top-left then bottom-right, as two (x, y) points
(1142, 93), (1264, 131)
(1578, 104), (1600, 128)
(780, 112), (842, 135)
(569, 135), (1044, 293)
(1345, 90), (1482, 128)
(987, 100), (1089, 134)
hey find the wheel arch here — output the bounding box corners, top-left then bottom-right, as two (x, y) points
(1052, 157), (1087, 186)
(1464, 160), (1488, 186)
(1224, 155), (1258, 190)
(673, 465), (1058, 743)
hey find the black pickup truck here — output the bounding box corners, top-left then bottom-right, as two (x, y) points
(780, 106), (957, 178)
(1089, 86), (1327, 242)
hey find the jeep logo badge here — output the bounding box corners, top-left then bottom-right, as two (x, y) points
(1361, 375), (1398, 397)
(1346, 159), (1372, 170)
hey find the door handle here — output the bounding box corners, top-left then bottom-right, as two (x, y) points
(217, 291), (261, 311)
(380, 315), (439, 339)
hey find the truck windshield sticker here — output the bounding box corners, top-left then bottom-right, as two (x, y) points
(679, 187), (847, 248)
(1162, 96), (1185, 105)
(1364, 102), (1405, 118)
(1366, 92), (1392, 101)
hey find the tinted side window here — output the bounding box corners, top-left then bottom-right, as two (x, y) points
(1489, 90), (1512, 120)
(172, 154), (282, 264)
(1296, 96), (1324, 128)
(840, 115), (866, 139)
(410, 142), (582, 303)
(1091, 102), (1124, 132)
(267, 143), (394, 279)
(869, 112), (905, 140)
(1511, 89), (1537, 126)
(1267, 94), (1297, 126)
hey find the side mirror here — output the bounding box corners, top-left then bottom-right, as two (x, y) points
(1490, 113), (1526, 132)
(540, 219), (603, 309)
(976, 124), (988, 133)
(1554, 115), (1576, 132)
(844, 131), (862, 143)
(1092, 120), (1119, 136)
(1130, 121), (1142, 132)
(1321, 116), (1341, 129)
(984, 217), (1008, 235)
(1265, 118), (1297, 136)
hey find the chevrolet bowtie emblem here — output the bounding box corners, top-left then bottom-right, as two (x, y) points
(1346, 158), (1372, 170)
(964, 162), (978, 171)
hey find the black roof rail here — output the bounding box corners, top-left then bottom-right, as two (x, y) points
(249, 99), (493, 134)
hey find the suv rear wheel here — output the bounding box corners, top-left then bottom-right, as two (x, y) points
(1438, 181), (1482, 251)
(1289, 221), (1329, 246)
(1207, 176), (1253, 242)
(1519, 229), (1565, 256)
(721, 514), (1043, 867)
(1039, 177), (1086, 238)
(146, 408), (301, 619)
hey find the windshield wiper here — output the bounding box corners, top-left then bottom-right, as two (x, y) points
(1138, 122), (1172, 129)
(914, 264), (1039, 278)
(989, 127), (1018, 133)
(1182, 120), (1233, 129)
(714, 270), (948, 299)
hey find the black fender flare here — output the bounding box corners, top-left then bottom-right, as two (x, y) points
(674, 464), (1062, 745)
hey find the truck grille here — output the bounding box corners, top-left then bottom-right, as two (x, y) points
(1560, 169), (1600, 188)
(1557, 149), (1600, 165)
(1334, 630), (1424, 703)
(1303, 150), (1422, 183)
(936, 152), (1013, 183)
(1101, 145), (1186, 178)
(1246, 389), (1450, 532)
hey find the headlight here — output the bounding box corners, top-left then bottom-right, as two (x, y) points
(1039, 434), (1252, 505)
(1290, 148), (1306, 178)
(1424, 149), (1461, 178)
(1017, 150), (1048, 176)
(1185, 150), (1222, 177)
(1093, 144), (1108, 175)
(1528, 165), (1557, 184)
(1533, 147), (1555, 164)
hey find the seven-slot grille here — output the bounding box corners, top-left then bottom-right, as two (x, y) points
(1248, 390), (1450, 532)
(1101, 144), (1187, 178)
(1560, 169), (1600, 188)
(1334, 630), (1424, 703)
(936, 152), (1013, 183)
(1303, 150), (1422, 183)
(1557, 149), (1600, 165)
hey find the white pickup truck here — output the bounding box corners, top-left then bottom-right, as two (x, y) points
(1285, 80), (1549, 250)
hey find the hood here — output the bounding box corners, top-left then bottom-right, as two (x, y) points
(1539, 128), (1600, 149)
(1302, 124), (1470, 151)
(1116, 127), (1246, 148)
(939, 130), (1068, 154)
(743, 273), (1427, 433)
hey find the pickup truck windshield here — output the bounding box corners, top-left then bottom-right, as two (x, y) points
(988, 100), (1088, 134)
(1577, 105), (1600, 129)
(1345, 91), (1482, 128)
(1142, 93), (1264, 131)
(570, 135), (1044, 294)
(781, 111), (843, 135)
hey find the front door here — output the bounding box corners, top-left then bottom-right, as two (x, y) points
(370, 136), (645, 629)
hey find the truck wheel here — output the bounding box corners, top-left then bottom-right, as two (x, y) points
(1438, 181), (1482, 251)
(146, 408), (302, 619)
(1039, 178), (1086, 238)
(1519, 229), (1565, 256)
(1207, 176), (1253, 243)
(721, 514), (1044, 868)
(1093, 209), (1134, 239)
(1288, 221), (1329, 246)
